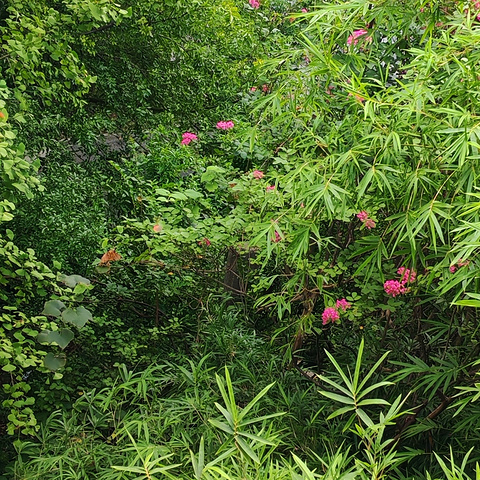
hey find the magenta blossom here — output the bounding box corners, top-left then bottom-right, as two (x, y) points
(253, 170), (264, 179)
(347, 29), (369, 46)
(336, 298), (351, 311)
(198, 238), (211, 247)
(357, 211), (369, 222)
(266, 185), (275, 192)
(397, 267), (416, 284)
(449, 258), (469, 273)
(364, 218), (376, 229)
(181, 132), (198, 145)
(216, 120), (235, 130)
(249, 0), (260, 8)
(384, 280), (407, 297)
(356, 210), (376, 229)
(272, 231), (281, 243)
(322, 307), (340, 325)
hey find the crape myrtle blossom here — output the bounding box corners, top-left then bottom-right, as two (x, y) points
(384, 266), (417, 297)
(356, 211), (376, 229)
(322, 307), (340, 325)
(364, 218), (376, 229)
(322, 298), (351, 325)
(357, 211), (368, 222)
(253, 170), (264, 179)
(449, 259), (469, 273)
(272, 231), (281, 243)
(347, 29), (369, 46)
(397, 267), (416, 283)
(336, 298), (351, 311)
(198, 238), (211, 247)
(181, 132), (197, 145)
(347, 28), (372, 46)
(383, 280), (406, 297)
(216, 120), (234, 130)
(249, 0), (260, 8)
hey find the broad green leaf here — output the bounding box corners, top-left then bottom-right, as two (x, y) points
(37, 329), (74, 349)
(58, 274), (90, 288)
(42, 300), (66, 317)
(43, 352), (66, 371)
(61, 306), (92, 328)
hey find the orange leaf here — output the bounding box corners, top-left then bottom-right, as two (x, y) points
(100, 249), (122, 265)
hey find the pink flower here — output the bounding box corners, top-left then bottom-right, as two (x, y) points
(181, 132), (198, 145)
(347, 29), (369, 46)
(250, 86), (257, 92)
(272, 231), (281, 243)
(384, 280), (407, 297)
(198, 238), (211, 247)
(266, 185), (275, 192)
(322, 307), (340, 325)
(356, 211), (375, 229)
(216, 120), (235, 130)
(249, 0), (260, 8)
(262, 84), (269, 93)
(449, 259), (470, 272)
(356, 211), (369, 222)
(253, 170), (264, 179)
(397, 267), (416, 284)
(349, 93), (365, 103)
(301, 8), (308, 12)
(336, 298), (351, 311)
(364, 218), (376, 229)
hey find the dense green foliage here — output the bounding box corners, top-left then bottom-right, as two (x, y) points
(2, 0), (480, 478)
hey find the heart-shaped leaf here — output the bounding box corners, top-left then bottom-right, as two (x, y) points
(61, 306), (92, 328)
(42, 300), (66, 317)
(37, 329), (74, 349)
(58, 274), (90, 288)
(43, 352), (66, 371)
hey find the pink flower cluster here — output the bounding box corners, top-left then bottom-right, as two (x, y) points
(473, 1), (480, 20)
(449, 259), (469, 273)
(216, 120), (235, 130)
(249, 0), (260, 8)
(322, 298), (351, 325)
(198, 238), (211, 247)
(272, 231), (281, 243)
(181, 132), (198, 145)
(253, 170), (264, 179)
(349, 92), (365, 103)
(398, 266), (416, 283)
(266, 185), (275, 192)
(347, 29), (370, 46)
(356, 211), (375, 229)
(336, 298), (351, 311)
(384, 266), (417, 297)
